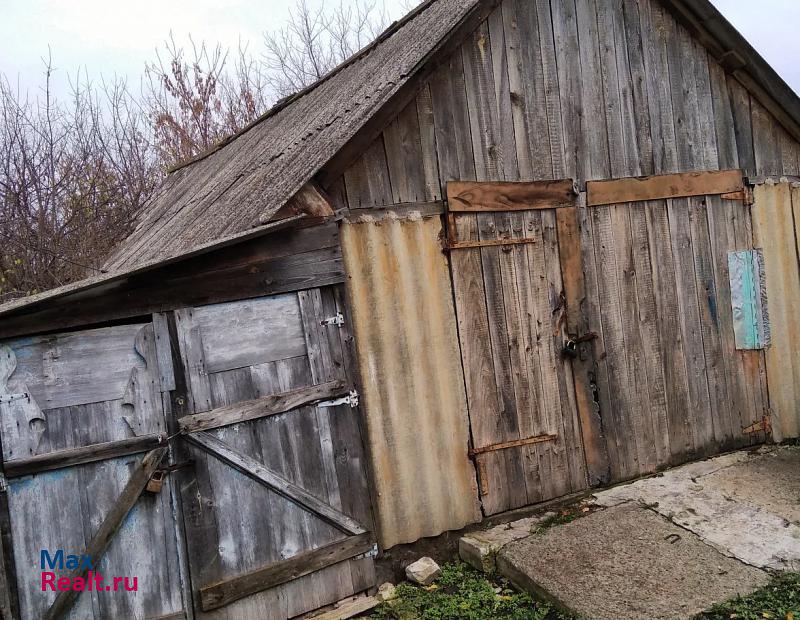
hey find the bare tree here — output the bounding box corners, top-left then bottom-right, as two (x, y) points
(262, 0), (389, 98)
(0, 62), (157, 301)
(144, 0), (391, 168)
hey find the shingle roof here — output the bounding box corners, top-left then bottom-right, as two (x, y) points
(103, 0), (480, 271)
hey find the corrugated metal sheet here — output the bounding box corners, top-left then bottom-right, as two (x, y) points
(752, 182), (800, 440)
(341, 214), (480, 548)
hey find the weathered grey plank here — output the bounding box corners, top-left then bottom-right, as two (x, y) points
(178, 380), (346, 433)
(199, 532), (373, 612)
(191, 296), (306, 374)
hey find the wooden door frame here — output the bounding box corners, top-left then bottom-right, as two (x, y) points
(445, 180), (611, 489)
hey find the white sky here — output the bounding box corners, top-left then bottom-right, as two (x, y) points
(0, 0), (798, 99)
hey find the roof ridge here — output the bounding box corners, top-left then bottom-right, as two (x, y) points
(167, 0), (440, 174)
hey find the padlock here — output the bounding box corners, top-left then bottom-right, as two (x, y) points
(146, 470), (166, 494)
(561, 339), (578, 359)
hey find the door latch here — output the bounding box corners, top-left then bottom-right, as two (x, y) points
(320, 312), (345, 327)
(318, 390), (359, 408)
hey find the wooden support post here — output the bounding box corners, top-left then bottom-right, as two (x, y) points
(556, 206), (611, 486)
(43, 447), (168, 620)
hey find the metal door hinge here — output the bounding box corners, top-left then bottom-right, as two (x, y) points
(318, 389), (359, 408)
(0, 393), (28, 405)
(321, 312), (345, 327)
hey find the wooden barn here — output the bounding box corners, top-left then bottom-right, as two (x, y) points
(1, 0), (800, 617)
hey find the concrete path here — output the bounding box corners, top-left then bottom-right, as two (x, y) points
(463, 445), (800, 619)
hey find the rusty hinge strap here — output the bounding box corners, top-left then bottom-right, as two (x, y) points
(469, 433), (557, 457)
(446, 237), (541, 251)
(742, 415), (772, 435)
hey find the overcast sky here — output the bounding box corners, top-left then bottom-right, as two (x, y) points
(0, 0), (798, 99)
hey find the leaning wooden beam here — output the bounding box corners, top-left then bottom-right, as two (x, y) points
(265, 182), (336, 223)
(178, 380), (347, 433)
(4, 434), (164, 478)
(447, 180), (578, 212)
(186, 432), (366, 535)
(43, 448), (168, 620)
(586, 169), (744, 207)
(200, 531), (373, 611)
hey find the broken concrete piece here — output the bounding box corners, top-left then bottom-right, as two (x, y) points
(405, 557), (441, 585)
(376, 582), (397, 602)
(498, 504), (769, 620)
(459, 512), (557, 572)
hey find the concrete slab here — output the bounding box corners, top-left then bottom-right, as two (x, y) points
(701, 445), (800, 525)
(498, 505), (769, 620)
(594, 446), (800, 571)
(459, 512), (556, 572)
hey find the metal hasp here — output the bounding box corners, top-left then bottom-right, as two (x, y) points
(320, 312), (345, 327)
(0, 393), (28, 405)
(317, 390), (359, 408)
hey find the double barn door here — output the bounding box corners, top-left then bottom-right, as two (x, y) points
(447, 173), (770, 515)
(0, 285), (375, 620)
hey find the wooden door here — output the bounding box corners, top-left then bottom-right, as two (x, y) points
(0, 323), (184, 620)
(161, 286), (376, 619)
(446, 181), (606, 515)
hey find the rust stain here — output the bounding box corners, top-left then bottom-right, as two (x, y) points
(341, 216), (481, 549)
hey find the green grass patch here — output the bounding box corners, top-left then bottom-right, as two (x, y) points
(695, 572), (800, 620)
(368, 562), (575, 620)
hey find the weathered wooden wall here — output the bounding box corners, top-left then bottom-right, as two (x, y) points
(752, 181), (800, 441)
(324, 0), (790, 485)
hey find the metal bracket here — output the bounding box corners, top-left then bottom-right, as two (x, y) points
(0, 393), (28, 405)
(0, 473), (7, 493)
(318, 390), (359, 408)
(320, 312), (345, 327)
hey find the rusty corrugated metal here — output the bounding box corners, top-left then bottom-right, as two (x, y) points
(341, 214), (481, 548)
(752, 181), (800, 440)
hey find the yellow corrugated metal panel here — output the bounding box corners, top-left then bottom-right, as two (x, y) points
(753, 182), (800, 440)
(341, 215), (481, 548)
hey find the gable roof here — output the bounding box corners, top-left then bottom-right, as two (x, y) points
(2, 0), (800, 325)
(103, 0), (481, 272)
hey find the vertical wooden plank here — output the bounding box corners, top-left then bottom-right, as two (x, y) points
(342, 137), (394, 209)
(382, 101), (427, 204)
(534, 0), (566, 178)
(643, 201), (693, 461)
(551, 0), (584, 181)
(638, 0), (678, 174)
(509, 0), (554, 179)
(709, 62), (740, 171)
(415, 85), (442, 201)
(752, 99), (782, 177)
(728, 79), (756, 178)
(556, 206), (609, 485)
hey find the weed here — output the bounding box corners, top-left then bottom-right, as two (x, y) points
(368, 562), (576, 620)
(695, 572), (800, 619)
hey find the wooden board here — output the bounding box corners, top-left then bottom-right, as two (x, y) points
(586, 170), (744, 206)
(447, 180), (578, 211)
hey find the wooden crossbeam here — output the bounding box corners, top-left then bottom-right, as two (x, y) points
(4, 434), (164, 478)
(186, 432), (366, 535)
(178, 380), (347, 433)
(586, 169), (744, 207)
(447, 180), (578, 212)
(199, 531), (373, 611)
(43, 448), (167, 620)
